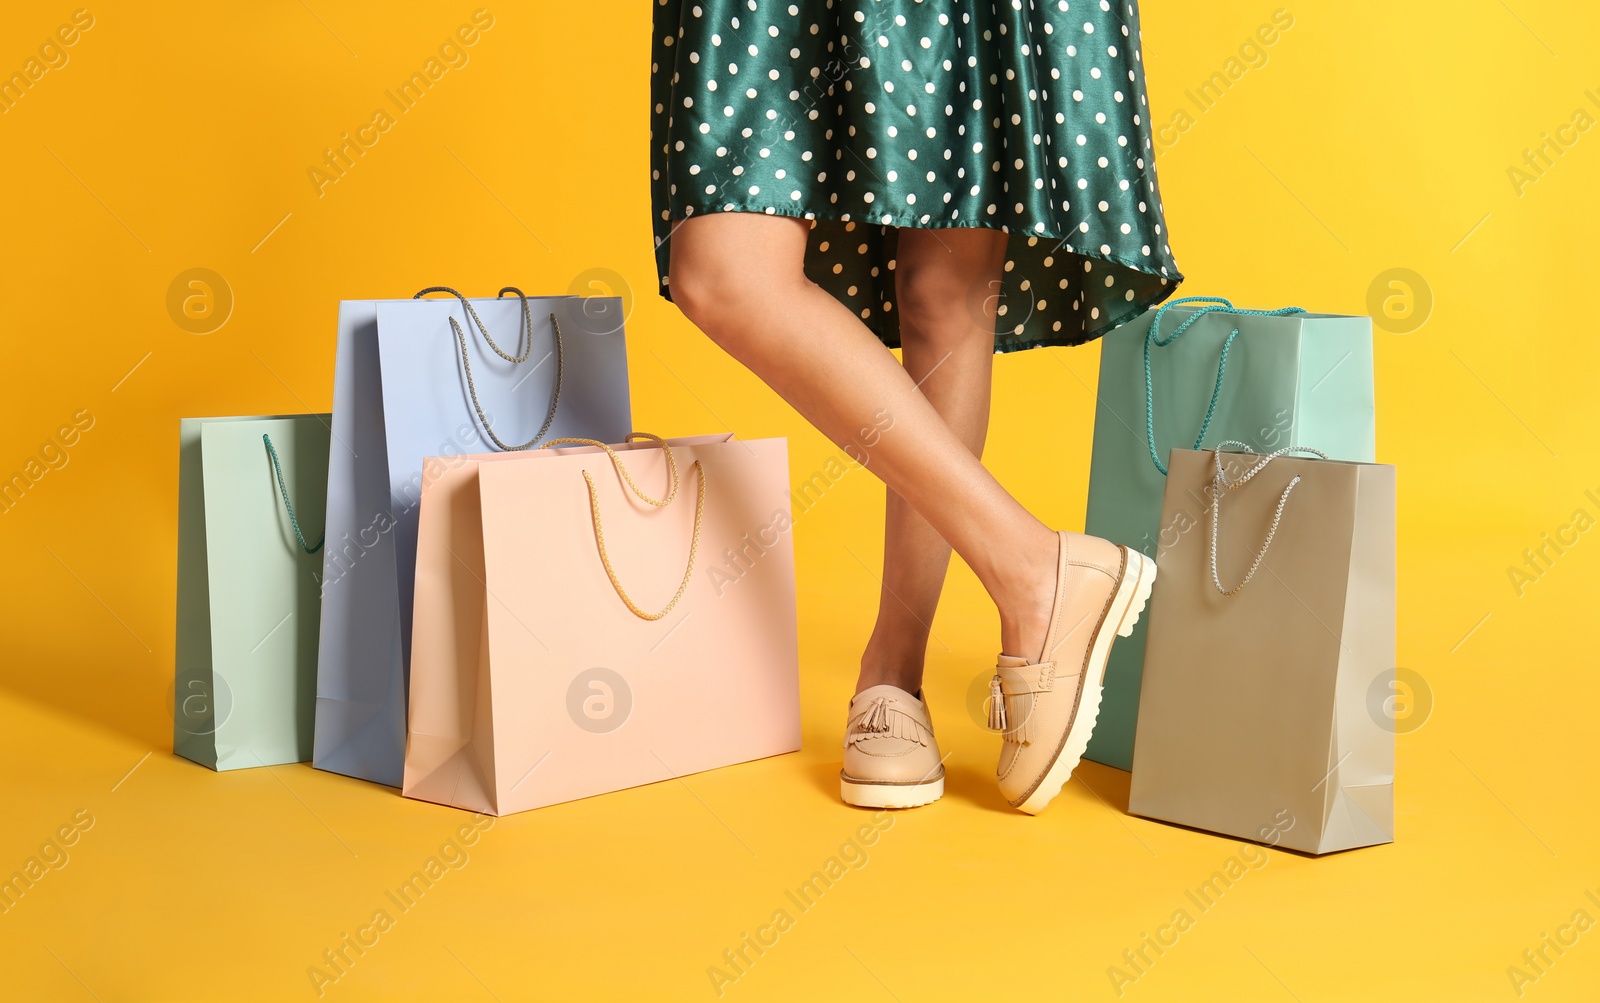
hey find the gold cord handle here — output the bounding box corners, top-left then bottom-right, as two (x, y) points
(540, 433), (705, 621)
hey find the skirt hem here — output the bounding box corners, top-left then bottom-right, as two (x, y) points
(655, 201), (1185, 353)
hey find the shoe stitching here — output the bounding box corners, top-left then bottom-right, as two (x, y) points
(856, 747), (919, 759)
(1041, 531), (1070, 663)
(1065, 559), (1121, 577)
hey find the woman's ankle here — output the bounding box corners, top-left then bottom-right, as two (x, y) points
(854, 635), (930, 696)
(990, 528), (1062, 660)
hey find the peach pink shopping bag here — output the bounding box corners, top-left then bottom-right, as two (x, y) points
(402, 434), (801, 815)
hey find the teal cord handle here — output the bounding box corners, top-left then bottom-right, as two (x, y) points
(263, 434), (324, 554)
(1142, 296), (1307, 476)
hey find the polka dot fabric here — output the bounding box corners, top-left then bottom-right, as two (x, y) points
(650, 0), (1183, 352)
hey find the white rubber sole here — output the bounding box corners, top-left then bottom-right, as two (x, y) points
(1014, 548), (1157, 816)
(840, 772), (945, 809)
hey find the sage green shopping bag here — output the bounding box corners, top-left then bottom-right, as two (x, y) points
(1083, 297), (1374, 770)
(174, 415), (330, 770)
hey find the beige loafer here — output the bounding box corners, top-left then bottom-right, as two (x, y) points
(840, 684), (945, 809)
(990, 531), (1157, 815)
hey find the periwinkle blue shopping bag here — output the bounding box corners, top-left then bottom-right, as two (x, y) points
(1083, 297), (1375, 770)
(314, 289), (631, 787)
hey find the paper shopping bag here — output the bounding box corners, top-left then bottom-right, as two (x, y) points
(1084, 297), (1375, 769)
(402, 434), (801, 815)
(315, 289), (631, 787)
(1128, 446), (1396, 854)
(174, 415), (329, 770)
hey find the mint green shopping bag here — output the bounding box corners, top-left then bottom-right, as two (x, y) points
(1083, 298), (1375, 770)
(174, 415), (330, 770)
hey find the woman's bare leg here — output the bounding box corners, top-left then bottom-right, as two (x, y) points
(855, 228), (1007, 695)
(667, 212), (1058, 659)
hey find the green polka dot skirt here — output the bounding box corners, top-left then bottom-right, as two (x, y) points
(650, 0), (1184, 352)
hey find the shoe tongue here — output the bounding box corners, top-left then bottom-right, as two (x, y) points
(995, 654), (1030, 668)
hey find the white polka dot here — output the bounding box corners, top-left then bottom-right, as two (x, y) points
(652, 4), (1176, 346)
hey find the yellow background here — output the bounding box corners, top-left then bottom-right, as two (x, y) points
(3, 1), (1598, 999)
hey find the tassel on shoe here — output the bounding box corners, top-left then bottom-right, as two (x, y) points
(848, 697), (931, 748)
(987, 675), (1007, 732)
(1003, 709), (1034, 747)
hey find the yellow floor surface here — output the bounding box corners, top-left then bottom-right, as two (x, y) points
(6, 477), (1599, 1001)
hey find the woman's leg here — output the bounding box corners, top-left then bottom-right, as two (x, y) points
(855, 228), (1007, 695)
(667, 212), (1059, 659)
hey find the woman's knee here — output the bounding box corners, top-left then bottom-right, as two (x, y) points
(666, 216), (806, 350)
(894, 261), (997, 349)
(667, 245), (737, 336)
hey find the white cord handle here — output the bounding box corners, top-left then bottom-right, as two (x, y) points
(1208, 440), (1329, 597)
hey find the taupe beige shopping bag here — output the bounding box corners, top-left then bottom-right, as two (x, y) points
(402, 433), (801, 815)
(1128, 445), (1395, 854)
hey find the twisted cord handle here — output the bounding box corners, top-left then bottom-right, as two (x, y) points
(1143, 296), (1307, 476)
(540, 433), (705, 621)
(263, 433), (324, 554)
(1207, 440), (1329, 597)
(414, 286), (564, 451)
